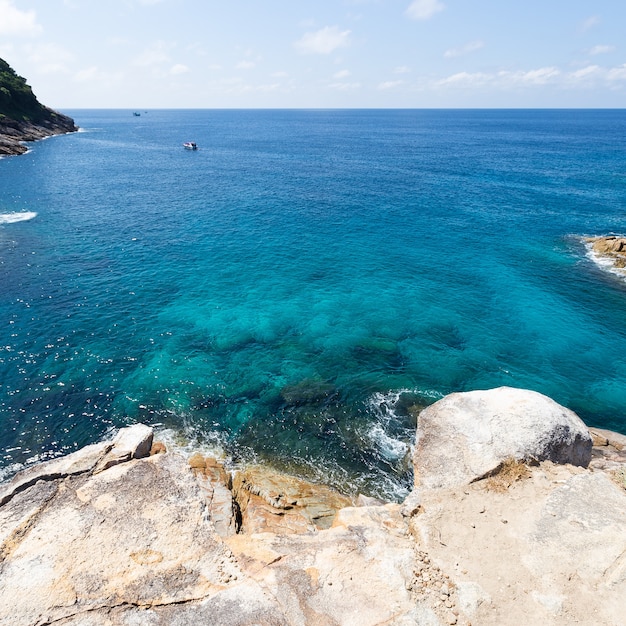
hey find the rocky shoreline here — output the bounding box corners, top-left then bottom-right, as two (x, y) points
(0, 109), (78, 157)
(0, 386), (625, 625)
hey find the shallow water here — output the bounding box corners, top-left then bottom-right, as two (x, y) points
(1, 109), (625, 499)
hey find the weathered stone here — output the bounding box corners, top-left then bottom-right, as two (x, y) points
(190, 455), (237, 537)
(414, 387), (592, 489)
(0, 441), (112, 507)
(0, 452), (243, 625)
(95, 423), (154, 472)
(414, 460), (626, 626)
(590, 427), (626, 451)
(401, 488), (422, 517)
(150, 441), (167, 455)
(232, 465), (352, 534)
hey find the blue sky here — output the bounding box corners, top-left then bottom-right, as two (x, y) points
(1, 0), (625, 108)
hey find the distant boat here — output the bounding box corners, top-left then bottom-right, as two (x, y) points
(133, 112), (141, 116)
(183, 142), (198, 150)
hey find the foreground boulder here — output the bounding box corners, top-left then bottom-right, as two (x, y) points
(414, 386), (592, 490)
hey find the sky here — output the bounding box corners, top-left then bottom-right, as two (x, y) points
(1, 0), (626, 109)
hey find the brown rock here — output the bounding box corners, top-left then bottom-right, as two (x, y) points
(232, 465), (352, 534)
(586, 235), (626, 273)
(150, 441), (167, 455)
(188, 452), (206, 470)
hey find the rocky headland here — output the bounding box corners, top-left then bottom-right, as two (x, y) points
(0, 57), (77, 156)
(1, 386), (625, 626)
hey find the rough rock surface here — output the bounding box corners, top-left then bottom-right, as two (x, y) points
(232, 464), (353, 534)
(1, 389), (625, 625)
(414, 386), (592, 490)
(0, 111), (78, 156)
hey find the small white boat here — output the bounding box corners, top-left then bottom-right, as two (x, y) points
(183, 142), (198, 150)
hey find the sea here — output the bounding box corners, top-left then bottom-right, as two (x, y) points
(1, 109), (626, 500)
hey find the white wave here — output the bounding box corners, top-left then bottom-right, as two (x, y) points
(153, 425), (229, 463)
(0, 211), (38, 224)
(367, 423), (409, 461)
(367, 388), (441, 423)
(364, 388), (428, 464)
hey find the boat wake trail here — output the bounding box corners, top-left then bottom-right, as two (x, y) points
(0, 212), (37, 224)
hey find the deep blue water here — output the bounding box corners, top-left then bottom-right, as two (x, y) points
(1, 109), (626, 499)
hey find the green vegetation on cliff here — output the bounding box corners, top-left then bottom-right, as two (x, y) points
(0, 57), (77, 156)
(0, 57), (53, 123)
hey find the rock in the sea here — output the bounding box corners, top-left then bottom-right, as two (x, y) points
(585, 235), (626, 269)
(414, 387), (592, 489)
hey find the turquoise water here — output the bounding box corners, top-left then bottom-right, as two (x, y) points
(1, 109), (626, 499)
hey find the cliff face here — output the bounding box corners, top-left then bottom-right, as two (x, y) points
(0, 388), (625, 625)
(0, 57), (77, 156)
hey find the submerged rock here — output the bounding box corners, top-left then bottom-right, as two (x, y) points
(280, 378), (337, 406)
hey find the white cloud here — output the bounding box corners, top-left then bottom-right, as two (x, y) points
(24, 42), (73, 74)
(74, 66), (99, 82)
(328, 81), (360, 91)
(606, 64), (626, 82)
(406, 0), (445, 21)
(436, 67), (561, 89)
(272, 71), (289, 78)
(394, 65), (411, 74)
(378, 80), (404, 90)
(589, 45), (615, 56)
(436, 71), (491, 87)
(506, 67), (561, 86)
(333, 69), (350, 79)
(444, 40), (484, 59)
(570, 65), (601, 80)
(295, 26), (351, 55)
(236, 60), (256, 70)
(431, 65), (626, 91)
(0, 0), (42, 36)
(170, 64), (190, 75)
(133, 41), (173, 67)
(566, 64), (626, 86)
(581, 15), (600, 32)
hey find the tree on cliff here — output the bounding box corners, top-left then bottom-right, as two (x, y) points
(0, 57), (51, 122)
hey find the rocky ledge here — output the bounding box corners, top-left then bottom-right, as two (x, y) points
(0, 387), (625, 625)
(0, 109), (77, 156)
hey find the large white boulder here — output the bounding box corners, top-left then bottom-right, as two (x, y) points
(414, 387), (592, 489)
